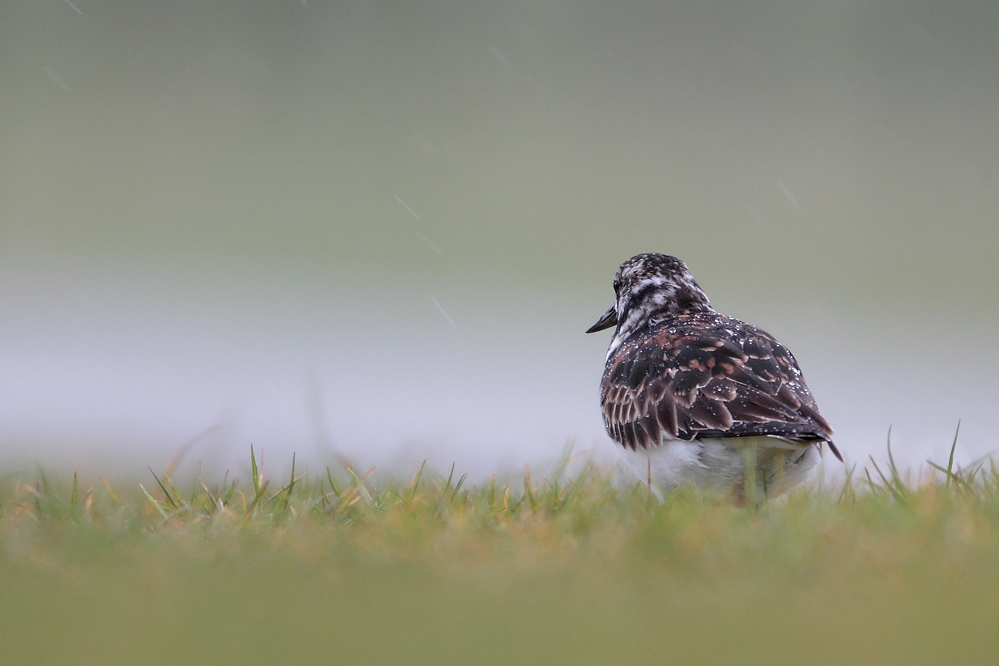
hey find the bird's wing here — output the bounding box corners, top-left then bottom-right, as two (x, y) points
(600, 317), (839, 459)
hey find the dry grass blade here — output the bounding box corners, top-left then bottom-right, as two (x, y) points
(148, 468), (179, 509)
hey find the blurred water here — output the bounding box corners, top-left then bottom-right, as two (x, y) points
(2, 0), (998, 478)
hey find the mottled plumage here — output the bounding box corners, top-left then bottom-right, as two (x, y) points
(588, 253), (840, 498)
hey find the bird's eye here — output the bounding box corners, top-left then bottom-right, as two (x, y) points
(613, 279), (620, 293)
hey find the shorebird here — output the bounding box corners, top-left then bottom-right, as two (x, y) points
(587, 253), (841, 500)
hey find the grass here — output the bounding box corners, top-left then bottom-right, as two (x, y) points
(3, 437), (999, 665)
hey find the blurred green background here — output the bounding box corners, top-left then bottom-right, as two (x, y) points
(1, 0), (998, 478)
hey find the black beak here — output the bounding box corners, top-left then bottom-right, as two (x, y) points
(586, 306), (618, 333)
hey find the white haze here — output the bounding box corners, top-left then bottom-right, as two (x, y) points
(1, 0), (998, 480)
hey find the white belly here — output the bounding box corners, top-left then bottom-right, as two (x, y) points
(621, 436), (819, 498)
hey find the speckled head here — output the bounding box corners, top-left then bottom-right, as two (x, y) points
(586, 253), (712, 350)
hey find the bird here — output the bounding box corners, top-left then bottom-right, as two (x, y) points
(586, 253), (841, 501)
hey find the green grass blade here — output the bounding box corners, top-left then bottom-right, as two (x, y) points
(946, 420), (961, 487)
(139, 484), (170, 519)
(250, 444), (260, 496)
(70, 471), (79, 510)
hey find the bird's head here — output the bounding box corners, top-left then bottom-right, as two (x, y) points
(586, 253), (712, 344)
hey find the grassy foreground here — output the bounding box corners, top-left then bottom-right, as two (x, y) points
(2, 445), (999, 665)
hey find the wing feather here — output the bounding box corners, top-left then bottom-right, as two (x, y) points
(600, 313), (835, 454)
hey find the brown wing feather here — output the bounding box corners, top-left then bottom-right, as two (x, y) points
(600, 313), (837, 457)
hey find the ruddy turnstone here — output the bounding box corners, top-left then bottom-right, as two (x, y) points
(587, 253), (841, 500)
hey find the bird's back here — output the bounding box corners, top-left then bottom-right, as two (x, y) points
(600, 311), (834, 452)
